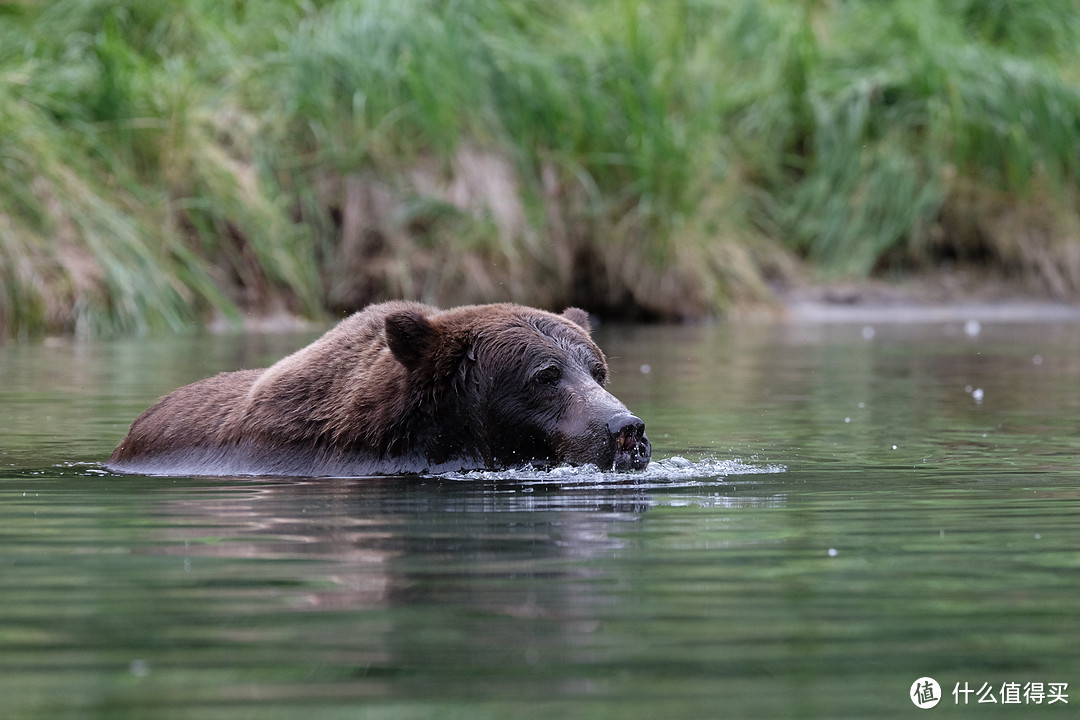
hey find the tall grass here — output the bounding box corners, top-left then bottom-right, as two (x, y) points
(0, 0), (319, 337)
(708, 0), (1080, 278)
(2, 0), (1080, 337)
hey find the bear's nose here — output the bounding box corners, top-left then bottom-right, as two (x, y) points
(607, 414), (645, 440)
(608, 413), (651, 471)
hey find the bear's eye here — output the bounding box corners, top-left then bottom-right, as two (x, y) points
(535, 365), (562, 386)
(591, 365), (607, 385)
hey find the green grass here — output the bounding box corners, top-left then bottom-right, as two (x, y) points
(2, 0), (1080, 337)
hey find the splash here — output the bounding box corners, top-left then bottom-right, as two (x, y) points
(441, 455), (785, 489)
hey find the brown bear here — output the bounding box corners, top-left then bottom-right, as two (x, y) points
(107, 301), (651, 477)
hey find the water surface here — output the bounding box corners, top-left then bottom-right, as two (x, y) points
(2, 318), (1079, 718)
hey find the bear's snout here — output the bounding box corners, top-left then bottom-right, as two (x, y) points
(608, 413), (651, 471)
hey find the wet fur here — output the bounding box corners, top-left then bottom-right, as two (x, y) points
(107, 302), (641, 477)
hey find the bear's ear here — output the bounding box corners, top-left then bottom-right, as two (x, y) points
(385, 310), (437, 371)
(562, 307), (591, 334)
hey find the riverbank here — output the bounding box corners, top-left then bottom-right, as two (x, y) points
(779, 268), (1080, 325)
(2, 1), (1080, 338)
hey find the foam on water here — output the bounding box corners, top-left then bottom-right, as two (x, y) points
(441, 455), (786, 489)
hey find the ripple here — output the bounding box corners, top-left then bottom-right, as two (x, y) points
(59, 457), (786, 489)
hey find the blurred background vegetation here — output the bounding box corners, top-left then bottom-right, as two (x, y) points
(2, 0), (1079, 337)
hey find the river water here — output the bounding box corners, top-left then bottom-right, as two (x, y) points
(2, 317), (1078, 718)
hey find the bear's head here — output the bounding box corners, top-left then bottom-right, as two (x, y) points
(384, 304), (651, 472)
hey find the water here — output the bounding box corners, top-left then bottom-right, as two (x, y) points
(2, 318), (1079, 718)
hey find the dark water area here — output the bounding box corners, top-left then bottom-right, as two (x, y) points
(2, 318), (1079, 718)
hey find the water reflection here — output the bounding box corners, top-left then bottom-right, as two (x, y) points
(140, 466), (786, 606)
(142, 478), (644, 612)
